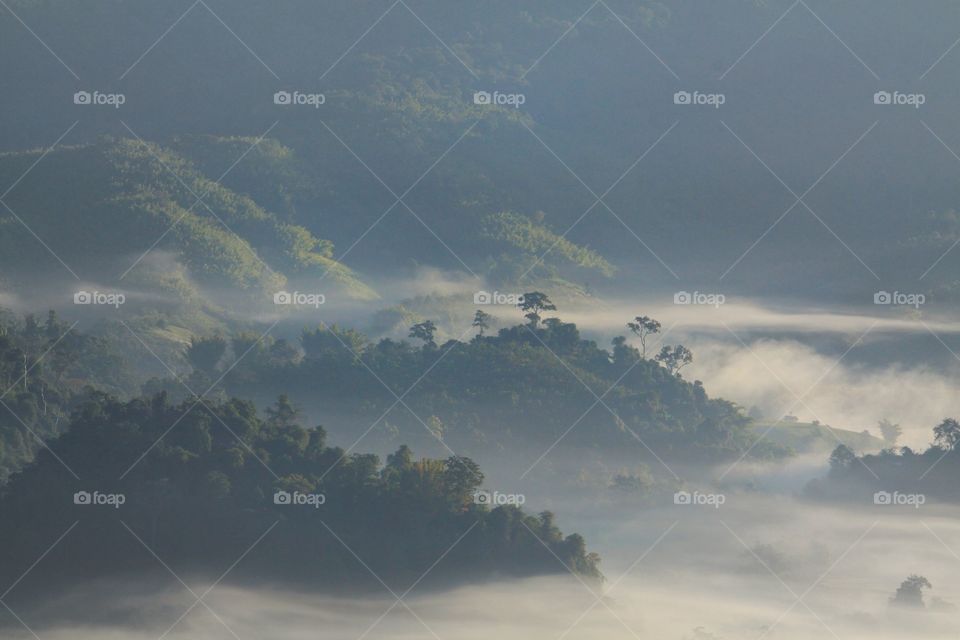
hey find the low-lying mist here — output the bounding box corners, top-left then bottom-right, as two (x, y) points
(10, 492), (960, 640)
(561, 296), (960, 450)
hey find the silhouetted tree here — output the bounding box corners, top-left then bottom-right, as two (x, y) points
(472, 310), (492, 337)
(655, 345), (692, 376)
(626, 316), (661, 358)
(828, 444), (856, 477)
(519, 292), (556, 328)
(409, 321), (437, 348)
(890, 575), (931, 608)
(386, 444), (414, 471)
(934, 418), (960, 451)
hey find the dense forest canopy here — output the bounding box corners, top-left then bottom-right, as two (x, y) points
(2, 0), (960, 303)
(138, 296), (784, 465)
(0, 390), (601, 594)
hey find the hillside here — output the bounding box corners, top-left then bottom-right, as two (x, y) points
(141, 307), (789, 469)
(3, 0), (960, 301)
(750, 420), (885, 455)
(0, 392), (601, 596)
(0, 138), (376, 299)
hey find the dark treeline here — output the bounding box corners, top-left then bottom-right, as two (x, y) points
(0, 310), (126, 478)
(0, 391), (600, 598)
(809, 418), (960, 503)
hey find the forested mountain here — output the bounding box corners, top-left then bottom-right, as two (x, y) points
(6, 3), (960, 636)
(4, 0), (960, 302)
(143, 303), (784, 466)
(0, 138), (376, 299)
(0, 392), (601, 595)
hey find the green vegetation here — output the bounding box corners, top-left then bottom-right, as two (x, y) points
(0, 139), (376, 299)
(146, 296), (785, 463)
(478, 211), (615, 282)
(810, 418), (960, 503)
(0, 310), (127, 478)
(749, 420), (885, 455)
(0, 392), (601, 590)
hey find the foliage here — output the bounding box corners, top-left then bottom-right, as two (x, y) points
(0, 139), (375, 299)
(0, 393), (601, 590)
(0, 311), (127, 478)
(811, 418), (960, 504)
(190, 309), (779, 463)
(890, 575), (932, 609)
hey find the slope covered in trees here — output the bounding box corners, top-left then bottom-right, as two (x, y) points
(809, 418), (960, 504)
(4, 0), (960, 301)
(0, 392), (600, 595)
(146, 296), (783, 464)
(0, 310), (126, 478)
(0, 138), (376, 299)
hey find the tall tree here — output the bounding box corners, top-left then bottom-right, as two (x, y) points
(934, 418), (960, 451)
(518, 292), (556, 328)
(655, 345), (693, 376)
(626, 315), (661, 358)
(409, 320), (437, 348)
(472, 310), (492, 337)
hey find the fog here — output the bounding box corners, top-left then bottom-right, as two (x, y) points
(555, 296), (960, 450)
(687, 338), (960, 449)
(7, 284), (960, 637)
(11, 268), (960, 449)
(11, 490), (960, 640)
